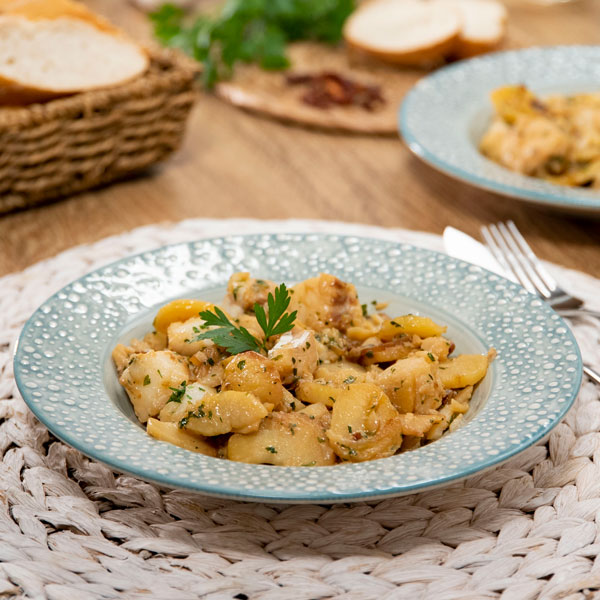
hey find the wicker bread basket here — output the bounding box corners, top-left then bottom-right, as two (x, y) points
(0, 48), (198, 214)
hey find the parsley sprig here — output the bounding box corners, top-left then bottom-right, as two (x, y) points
(254, 284), (297, 343)
(194, 283), (297, 355)
(195, 306), (261, 355)
(150, 0), (355, 88)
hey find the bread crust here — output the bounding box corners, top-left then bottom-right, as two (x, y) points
(345, 31), (459, 67)
(343, 1), (461, 68)
(0, 11), (148, 105)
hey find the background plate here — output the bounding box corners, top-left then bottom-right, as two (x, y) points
(399, 46), (600, 214)
(14, 234), (582, 503)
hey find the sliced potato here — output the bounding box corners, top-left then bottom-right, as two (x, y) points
(119, 350), (190, 423)
(228, 412), (335, 466)
(355, 340), (414, 366)
(280, 388), (305, 412)
(397, 413), (443, 437)
(289, 273), (363, 332)
(439, 354), (489, 388)
(378, 352), (443, 414)
(380, 315), (446, 340)
(295, 381), (340, 407)
(326, 383), (403, 462)
(158, 382), (214, 423)
(222, 350), (284, 407)
(167, 316), (214, 356)
(147, 418), (216, 456)
(161, 388), (268, 436)
(153, 299), (217, 334)
(314, 361), (367, 385)
(227, 272), (276, 311)
(420, 336), (453, 361)
(299, 402), (331, 429)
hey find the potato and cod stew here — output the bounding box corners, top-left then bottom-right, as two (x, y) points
(480, 85), (600, 187)
(112, 273), (495, 466)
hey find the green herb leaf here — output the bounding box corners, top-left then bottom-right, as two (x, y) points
(150, 0), (356, 88)
(253, 283), (297, 340)
(167, 381), (187, 404)
(143, 375), (151, 386)
(195, 306), (261, 355)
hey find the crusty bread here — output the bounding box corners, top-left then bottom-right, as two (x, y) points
(439, 0), (507, 58)
(0, 1), (148, 105)
(0, 0), (116, 31)
(343, 0), (461, 67)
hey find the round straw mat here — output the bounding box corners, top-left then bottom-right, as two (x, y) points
(1, 218), (600, 600)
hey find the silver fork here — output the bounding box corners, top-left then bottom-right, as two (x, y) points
(481, 220), (600, 386)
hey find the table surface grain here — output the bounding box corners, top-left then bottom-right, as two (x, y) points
(1, 0), (599, 278)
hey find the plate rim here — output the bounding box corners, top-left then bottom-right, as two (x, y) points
(398, 44), (600, 214)
(13, 232), (583, 503)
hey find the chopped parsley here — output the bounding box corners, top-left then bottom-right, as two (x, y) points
(266, 446), (277, 454)
(237, 360), (246, 370)
(427, 352), (436, 362)
(361, 304), (368, 317)
(347, 425), (353, 433)
(343, 375), (356, 384)
(143, 375), (151, 386)
(178, 403), (205, 428)
(167, 381), (187, 404)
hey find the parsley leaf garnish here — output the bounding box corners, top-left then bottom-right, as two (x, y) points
(253, 283), (297, 342)
(150, 1), (355, 88)
(167, 381), (187, 403)
(194, 283), (296, 355)
(195, 306), (262, 355)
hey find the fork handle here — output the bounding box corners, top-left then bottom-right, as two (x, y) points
(557, 308), (600, 320)
(584, 365), (600, 386)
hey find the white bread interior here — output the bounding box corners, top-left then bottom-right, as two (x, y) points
(0, 15), (148, 98)
(437, 0), (507, 57)
(343, 0), (461, 66)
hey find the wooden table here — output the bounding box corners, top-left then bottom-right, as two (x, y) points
(1, 0), (599, 278)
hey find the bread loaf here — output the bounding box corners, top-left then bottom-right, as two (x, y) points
(0, 0), (148, 104)
(343, 0), (461, 67)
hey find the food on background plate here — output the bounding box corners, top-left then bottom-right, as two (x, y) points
(0, 0), (148, 105)
(113, 272), (495, 466)
(480, 85), (600, 188)
(343, 0), (507, 66)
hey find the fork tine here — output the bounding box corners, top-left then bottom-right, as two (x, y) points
(481, 224), (538, 295)
(506, 221), (559, 292)
(480, 225), (514, 277)
(497, 222), (552, 298)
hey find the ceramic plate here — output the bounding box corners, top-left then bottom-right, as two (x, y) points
(399, 46), (600, 213)
(14, 234), (582, 503)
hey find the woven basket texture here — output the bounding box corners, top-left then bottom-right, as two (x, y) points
(0, 49), (198, 214)
(1, 219), (600, 600)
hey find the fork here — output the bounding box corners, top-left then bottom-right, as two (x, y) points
(481, 221), (600, 386)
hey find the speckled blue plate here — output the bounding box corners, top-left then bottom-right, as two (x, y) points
(399, 46), (600, 214)
(14, 234), (582, 503)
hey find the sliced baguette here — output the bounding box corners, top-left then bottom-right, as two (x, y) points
(0, 14), (148, 104)
(438, 0), (507, 58)
(0, 0), (117, 32)
(343, 0), (461, 67)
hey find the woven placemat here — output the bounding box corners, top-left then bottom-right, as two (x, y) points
(1, 218), (600, 600)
